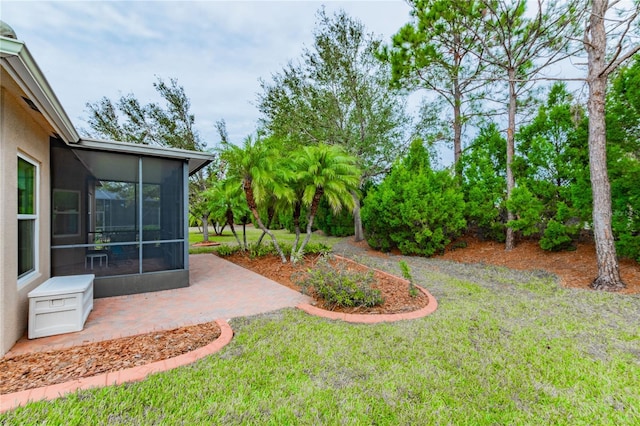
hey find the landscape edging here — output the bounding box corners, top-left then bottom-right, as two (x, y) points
(297, 255), (438, 323)
(0, 319), (233, 413)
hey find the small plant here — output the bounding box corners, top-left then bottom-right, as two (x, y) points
(214, 244), (242, 257)
(302, 242), (332, 256)
(248, 242), (281, 258)
(295, 257), (383, 309)
(399, 260), (419, 298)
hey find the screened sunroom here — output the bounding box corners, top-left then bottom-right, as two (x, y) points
(50, 138), (212, 297)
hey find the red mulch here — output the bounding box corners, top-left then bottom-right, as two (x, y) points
(0, 322), (220, 395)
(223, 253), (428, 314)
(347, 235), (640, 295)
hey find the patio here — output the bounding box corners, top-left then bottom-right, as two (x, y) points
(6, 254), (311, 357)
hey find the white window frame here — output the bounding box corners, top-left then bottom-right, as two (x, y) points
(17, 153), (40, 287)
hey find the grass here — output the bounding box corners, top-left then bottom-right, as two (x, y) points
(3, 246), (640, 424)
(188, 225), (343, 254)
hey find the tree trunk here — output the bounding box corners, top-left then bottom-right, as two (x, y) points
(505, 67), (517, 251)
(255, 206), (275, 247)
(244, 180), (287, 263)
(352, 190), (364, 242)
(453, 55), (463, 175)
(296, 190), (323, 260)
(227, 209), (243, 249)
(201, 213), (210, 242)
(290, 202), (302, 262)
(242, 221), (248, 250)
(585, 0), (625, 291)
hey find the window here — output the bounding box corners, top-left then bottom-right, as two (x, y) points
(53, 190), (80, 236)
(18, 155), (38, 281)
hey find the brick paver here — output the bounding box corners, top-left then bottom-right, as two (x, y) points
(7, 254), (311, 357)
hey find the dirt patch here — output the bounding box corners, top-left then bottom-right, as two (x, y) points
(223, 253), (428, 314)
(1, 322), (220, 395)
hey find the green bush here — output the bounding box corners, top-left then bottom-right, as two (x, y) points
(460, 123), (508, 241)
(506, 186), (545, 237)
(540, 219), (577, 251)
(302, 242), (332, 256)
(246, 241), (331, 259)
(295, 257), (383, 309)
(362, 139), (466, 256)
(214, 244), (242, 257)
(315, 198), (354, 237)
(249, 242), (291, 258)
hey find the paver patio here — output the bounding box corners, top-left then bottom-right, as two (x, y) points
(7, 254), (311, 357)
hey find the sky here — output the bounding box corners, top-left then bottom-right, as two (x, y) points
(2, 0), (414, 149)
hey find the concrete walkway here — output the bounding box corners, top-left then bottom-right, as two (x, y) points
(7, 254), (311, 357)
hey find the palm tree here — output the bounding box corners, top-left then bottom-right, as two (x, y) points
(220, 136), (293, 262)
(291, 144), (361, 261)
(206, 179), (251, 250)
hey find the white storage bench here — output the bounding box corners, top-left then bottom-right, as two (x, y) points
(28, 274), (95, 339)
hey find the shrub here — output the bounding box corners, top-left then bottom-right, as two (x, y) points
(248, 241), (292, 258)
(295, 257), (383, 309)
(302, 242), (332, 256)
(460, 123), (508, 242)
(214, 244), (242, 257)
(540, 219), (577, 251)
(362, 139), (466, 256)
(315, 198), (354, 237)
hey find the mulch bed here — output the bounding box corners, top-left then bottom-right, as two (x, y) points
(222, 253), (429, 314)
(0, 322), (220, 395)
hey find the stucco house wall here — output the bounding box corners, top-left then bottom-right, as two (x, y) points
(1, 25), (213, 357)
(0, 71), (53, 355)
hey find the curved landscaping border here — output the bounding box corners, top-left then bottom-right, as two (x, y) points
(0, 319), (233, 413)
(297, 256), (438, 323)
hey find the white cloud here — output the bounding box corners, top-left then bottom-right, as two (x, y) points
(2, 0), (412, 147)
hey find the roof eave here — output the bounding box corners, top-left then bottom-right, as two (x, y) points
(77, 137), (215, 175)
(0, 36), (80, 144)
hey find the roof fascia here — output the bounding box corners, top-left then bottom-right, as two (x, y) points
(77, 137), (215, 175)
(0, 36), (80, 143)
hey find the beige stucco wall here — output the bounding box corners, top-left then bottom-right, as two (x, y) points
(1, 80), (53, 356)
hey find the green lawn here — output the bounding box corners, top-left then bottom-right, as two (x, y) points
(3, 245), (639, 424)
(188, 226), (343, 254)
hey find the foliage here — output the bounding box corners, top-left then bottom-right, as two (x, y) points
(540, 219), (577, 252)
(399, 260), (418, 298)
(302, 242), (333, 256)
(219, 135), (293, 262)
(84, 76), (217, 240)
(474, 0), (582, 250)
(362, 139), (466, 256)
(295, 257), (383, 309)
(248, 242), (285, 259)
(381, 0), (488, 168)
(288, 144), (361, 260)
(258, 8), (410, 240)
(214, 244), (242, 257)
(508, 83), (588, 251)
(315, 197), (354, 237)
(607, 57), (640, 262)
(206, 178), (251, 248)
(259, 9), (408, 178)
(460, 122), (507, 241)
(241, 241), (332, 259)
